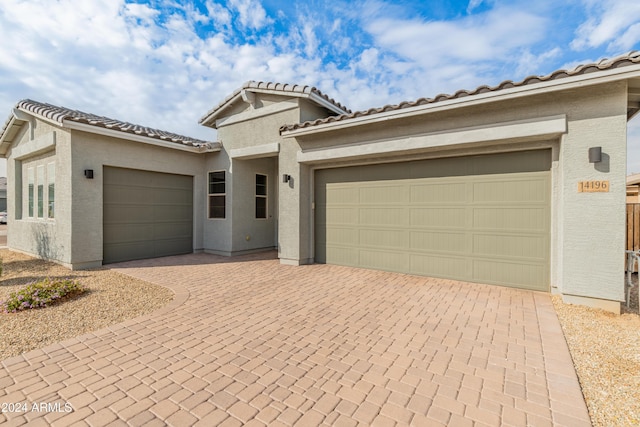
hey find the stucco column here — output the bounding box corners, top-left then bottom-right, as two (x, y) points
(278, 139), (312, 265)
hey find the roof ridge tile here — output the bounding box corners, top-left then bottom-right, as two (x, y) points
(5, 99), (214, 147)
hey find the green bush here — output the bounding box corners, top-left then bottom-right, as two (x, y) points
(1, 278), (86, 313)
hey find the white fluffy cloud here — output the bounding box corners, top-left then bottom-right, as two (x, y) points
(0, 0), (638, 167)
(227, 0), (271, 30)
(571, 0), (640, 51)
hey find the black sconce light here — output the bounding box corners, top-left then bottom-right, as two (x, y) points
(84, 169), (94, 179)
(588, 147), (602, 163)
(282, 174), (291, 183)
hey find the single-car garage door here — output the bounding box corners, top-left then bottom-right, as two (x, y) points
(103, 167), (193, 264)
(315, 150), (551, 291)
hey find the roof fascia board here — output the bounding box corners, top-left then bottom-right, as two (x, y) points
(201, 93), (243, 126)
(297, 114), (566, 164)
(308, 92), (350, 114)
(0, 116), (20, 156)
(16, 107), (63, 128)
(249, 88), (348, 114)
(63, 121), (220, 153)
(216, 99), (298, 129)
(283, 65), (640, 138)
(203, 89), (306, 127)
(12, 108), (35, 140)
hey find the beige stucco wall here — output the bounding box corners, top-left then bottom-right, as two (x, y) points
(213, 94), (335, 262)
(282, 81), (628, 306)
(230, 157), (277, 253)
(557, 82), (627, 305)
(7, 119), (73, 265)
(202, 151), (232, 255)
(68, 130), (207, 269)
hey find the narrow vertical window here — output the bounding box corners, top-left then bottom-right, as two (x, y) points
(47, 163), (55, 219)
(208, 171), (225, 219)
(28, 167), (34, 217)
(37, 165), (44, 218)
(255, 174), (267, 219)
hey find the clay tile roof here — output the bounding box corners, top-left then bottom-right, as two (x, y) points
(280, 50), (640, 133)
(198, 80), (351, 125)
(4, 99), (215, 148)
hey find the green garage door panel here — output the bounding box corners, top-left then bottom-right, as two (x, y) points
(315, 150), (551, 291)
(103, 167), (193, 264)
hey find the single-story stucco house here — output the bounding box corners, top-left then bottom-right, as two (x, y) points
(2, 51), (640, 313)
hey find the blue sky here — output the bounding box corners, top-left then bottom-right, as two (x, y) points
(1, 0), (640, 175)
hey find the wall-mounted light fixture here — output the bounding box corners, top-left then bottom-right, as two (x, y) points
(588, 147), (602, 163)
(84, 169), (94, 179)
(282, 174), (291, 183)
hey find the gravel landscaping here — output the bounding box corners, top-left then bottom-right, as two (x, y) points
(0, 248), (639, 425)
(553, 280), (640, 426)
(0, 249), (173, 361)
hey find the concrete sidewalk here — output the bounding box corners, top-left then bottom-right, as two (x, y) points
(0, 252), (590, 426)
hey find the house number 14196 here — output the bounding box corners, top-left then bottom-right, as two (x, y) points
(578, 180), (609, 192)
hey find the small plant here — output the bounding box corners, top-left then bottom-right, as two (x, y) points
(0, 278), (86, 313)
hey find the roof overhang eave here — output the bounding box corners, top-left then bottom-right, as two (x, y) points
(308, 92), (350, 115)
(0, 111), (33, 157)
(199, 87), (350, 129)
(63, 120), (221, 153)
(199, 92), (243, 128)
(0, 116), (18, 157)
(282, 63), (640, 138)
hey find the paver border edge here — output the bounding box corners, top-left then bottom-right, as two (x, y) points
(3, 268), (190, 365)
(533, 292), (592, 426)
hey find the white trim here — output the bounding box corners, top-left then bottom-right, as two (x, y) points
(0, 116), (20, 155)
(217, 101), (297, 129)
(47, 162), (55, 219)
(255, 173), (268, 220)
(12, 108), (36, 140)
(283, 65), (640, 137)
(297, 115), (567, 164)
(63, 121), (220, 153)
(36, 164), (44, 219)
(308, 92), (350, 115)
(207, 170), (226, 220)
(202, 88), (349, 127)
(230, 142), (280, 160)
(16, 107), (61, 128)
(27, 166), (34, 218)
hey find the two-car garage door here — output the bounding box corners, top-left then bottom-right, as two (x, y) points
(314, 150), (551, 291)
(103, 167), (193, 264)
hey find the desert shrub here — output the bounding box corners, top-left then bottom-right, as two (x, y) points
(1, 278), (86, 313)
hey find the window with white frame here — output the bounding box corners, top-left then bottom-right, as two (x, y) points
(25, 162), (55, 220)
(37, 165), (44, 218)
(28, 167), (34, 218)
(255, 174), (267, 219)
(208, 171), (225, 219)
(47, 163), (55, 218)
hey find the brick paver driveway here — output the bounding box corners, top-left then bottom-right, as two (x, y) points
(0, 252), (590, 426)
